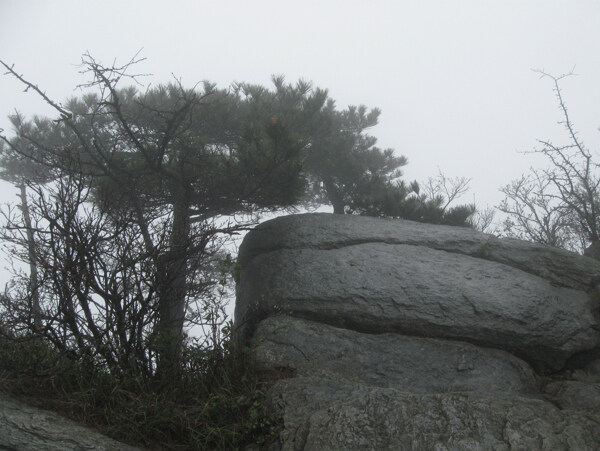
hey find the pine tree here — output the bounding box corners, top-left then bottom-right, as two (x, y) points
(0, 57), (326, 379)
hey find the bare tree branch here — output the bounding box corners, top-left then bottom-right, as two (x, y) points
(500, 71), (599, 254)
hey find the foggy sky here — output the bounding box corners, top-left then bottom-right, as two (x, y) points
(1, 1), (599, 229)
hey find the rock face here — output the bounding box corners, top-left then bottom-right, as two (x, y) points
(253, 316), (539, 395)
(237, 213), (600, 291)
(0, 392), (138, 451)
(235, 213), (600, 450)
(267, 377), (600, 451)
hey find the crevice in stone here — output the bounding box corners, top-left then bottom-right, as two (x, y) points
(240, 236), (596, 292)
(256, 310), (562, 377)
(266, 338), (310, 362)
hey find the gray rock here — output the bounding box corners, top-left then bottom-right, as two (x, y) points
(266, 377), (600, 451)
(235, 214), (600, 450)
(0, 392), (139, 450)
(238, 213), (600, 291)
(544, 380), (600, 413)
(584, 357), (600, 380)
(237, 242), (598, 372)
(253, 315), (539, 395)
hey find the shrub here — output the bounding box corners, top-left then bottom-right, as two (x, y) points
(0, 324), (280, 450)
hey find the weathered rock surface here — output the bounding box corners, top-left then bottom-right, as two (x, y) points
(238, 241), (598, 372)
(267, 377), (600, 451)
(544, 380), (600, 413)
(583, 357), (600, 379)
(235, 213), (600, 450)
(238, 213), (600, 290)
(0, 392), (138, 450)
(253, 315), (539, 395)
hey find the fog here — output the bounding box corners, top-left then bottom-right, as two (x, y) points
(1, 0), (599, 287)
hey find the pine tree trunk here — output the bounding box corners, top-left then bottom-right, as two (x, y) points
(322, 176), (345, 214)
(584, 240), (600, 261)
(18, 181), (42, 330)
(155, 192), (190, 381)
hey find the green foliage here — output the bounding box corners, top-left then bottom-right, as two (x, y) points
(301, 102), (475, 226)
(0, 324), (280, 450)
(304, 102), (409, 214)
(353, 180), (475, 225)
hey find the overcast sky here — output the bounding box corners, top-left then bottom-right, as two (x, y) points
(2, 0), (600, 201)
(0, 1), (599, 249)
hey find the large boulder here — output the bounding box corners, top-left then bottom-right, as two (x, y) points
(235, 213), (600, 450)
(237, 213), (600, 291)
(238, 238), (599, 373)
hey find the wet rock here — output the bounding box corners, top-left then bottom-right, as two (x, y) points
(238, 242), (598, 372)
(253, 315), (539, 395)
(0, 392), (138, 450)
